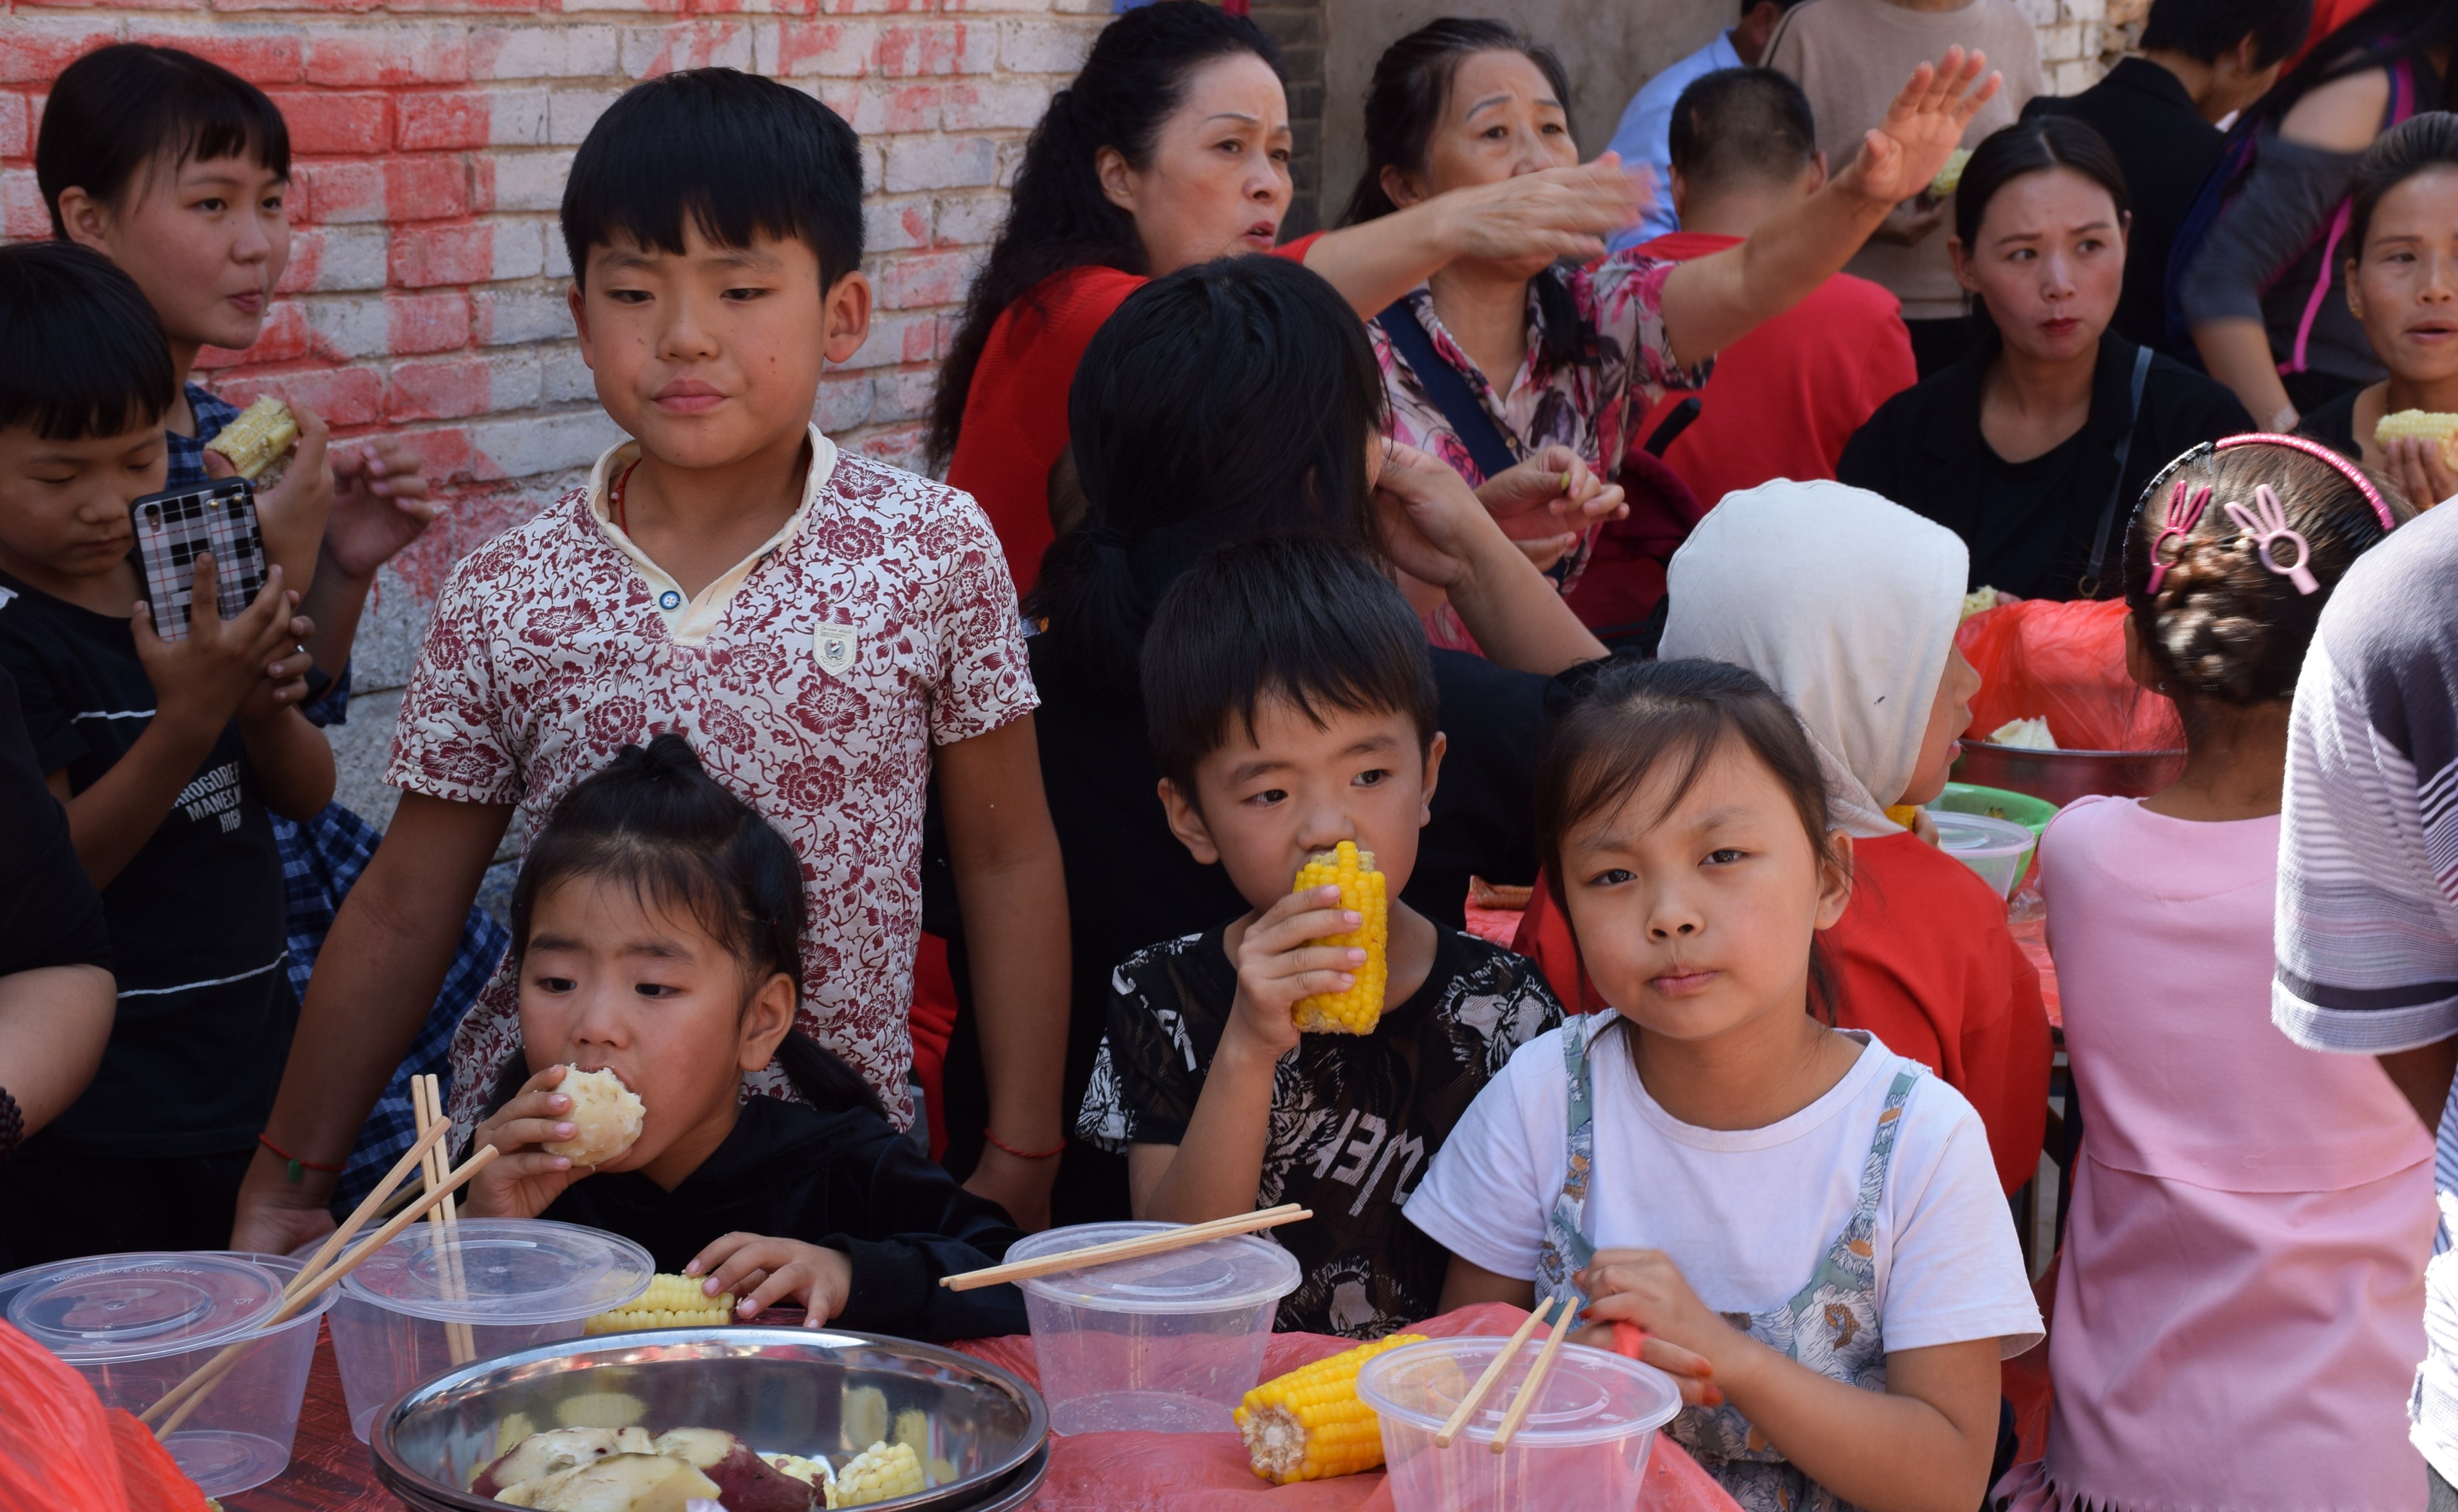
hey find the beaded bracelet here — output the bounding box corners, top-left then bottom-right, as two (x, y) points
(258, 1131), (345, 1184)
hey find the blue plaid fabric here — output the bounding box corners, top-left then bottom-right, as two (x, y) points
(175, 386), (509, 1206)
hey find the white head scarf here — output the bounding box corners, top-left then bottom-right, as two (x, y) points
(1659, 479), (1970, 839)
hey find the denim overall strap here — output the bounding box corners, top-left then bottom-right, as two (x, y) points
(1535, 1019), (1602, 1310)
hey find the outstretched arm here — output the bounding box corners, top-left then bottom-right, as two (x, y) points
(1660, 49), (2000, 368)
(1301, 161), (1646, 319)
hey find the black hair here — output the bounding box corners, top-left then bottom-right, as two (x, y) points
(928, 2), (1282, 466)
(2139, 0), (2315, 69)
(0, 242), (176, 442)
(1341, 19), (1585, 368)
(36, 44), (292, 238)
(562, 69), (865, 290)
(1534, 658), (1846, 1024)
(498, 732), (883, 1122)
(1667, 67), (1817, 194)
(1026, 254), (1388, 702)
(2125, 438), (2409, 711)
(1142, 535), (1439, 797)
(2347, 112), (2458, 257)
(1952, 114), (2132, 250)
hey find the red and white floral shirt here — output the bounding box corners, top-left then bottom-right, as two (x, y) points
(391, 427), (1036, 1132)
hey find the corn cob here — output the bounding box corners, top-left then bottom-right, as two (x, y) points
(581, 1273), (735, 1334)
(1235, 1333), (1424, 1483)
(1929, 148), (1972, 198)
(203, 396), (298, 480)
(825, 1441), (924, 1507)
(1290, 841), (1388, 1034)
(2376, 409), (2458, 466)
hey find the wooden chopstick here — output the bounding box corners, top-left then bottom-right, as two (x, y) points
(146, 1144), (499, 1438)
(1434, 1297), (1555, 1449)
(140, 1118), (455, 1429)
(1489, 1300), (1579, 1454)
(941, 1204), (1310, 1292)
(413, 1076), (476, 1366)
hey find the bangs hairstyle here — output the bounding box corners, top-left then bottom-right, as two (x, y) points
(503, 732), (882, 1121)
(1140, 534), (1439, 796)
(561, 69), (864, 288)
(36, 45), (291, 236)
(0, 242), (175, 442)
(1951, 113), (2130, 250)
(1028, 254), (1388, 701)
(2124, 437), (2409, 709)
(2347, 112), (2458, 258)
(1535, 659), (1846, 1022)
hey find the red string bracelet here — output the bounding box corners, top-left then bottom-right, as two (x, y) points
(981, 1128), (1066, 1160)
(258, 1132), (345, 1184)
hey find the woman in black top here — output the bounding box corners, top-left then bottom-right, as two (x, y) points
(935, 256), (1610, 1226)
(1840, 117), (2251, 601)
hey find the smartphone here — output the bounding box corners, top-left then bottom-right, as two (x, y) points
(130, 478), (269, 642)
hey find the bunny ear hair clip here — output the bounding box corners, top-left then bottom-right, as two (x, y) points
(2146, 480), (2212, 595)
(2223, 484), (2320, 596)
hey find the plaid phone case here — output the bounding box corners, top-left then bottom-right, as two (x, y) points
(131, 478), (268, 641)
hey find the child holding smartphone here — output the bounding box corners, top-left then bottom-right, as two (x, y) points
(0, 242), (332, 1260)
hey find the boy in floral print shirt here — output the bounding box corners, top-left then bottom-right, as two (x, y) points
(230, 69), (1071, 1252)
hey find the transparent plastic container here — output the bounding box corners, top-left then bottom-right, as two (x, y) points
(1932, 810), (2037, 900)
(325, 1219), (652, 1442)
(0, 1250), (336, 1497)
(1009, 1222), (1301, 1434)
(1360, 1335), (1682, 1512)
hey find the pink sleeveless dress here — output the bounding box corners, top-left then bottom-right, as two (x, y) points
(2003, 797), (2435, 1512)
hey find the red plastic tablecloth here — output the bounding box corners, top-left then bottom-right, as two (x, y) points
(222, 1304), (1738, 1512)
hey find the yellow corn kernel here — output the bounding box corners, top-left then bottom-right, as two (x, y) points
(826, 1440), (925, 1507)
(1234, 1333), (1424, 1484)
(1290, 841), (1388, 1035)
(1884, 804), (1923, 831)
(203, 396), (299, 481)
(2377, 409), (2458, 469)
(1929, 148), (1972, 198)
(581, 1274), (735, 1333)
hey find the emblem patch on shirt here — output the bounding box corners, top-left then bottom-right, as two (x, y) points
(814, 623), (859, 676)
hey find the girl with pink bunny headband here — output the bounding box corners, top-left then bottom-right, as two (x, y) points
(1998, 432), (2421, 1512)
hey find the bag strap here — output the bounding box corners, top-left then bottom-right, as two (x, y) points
(2078, 344), (2156, 600)
(1378, 297), (1519, 484)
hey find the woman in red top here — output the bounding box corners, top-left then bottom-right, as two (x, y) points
(929, 0), (1647, 592)
(1517, 479), (2052, 1196)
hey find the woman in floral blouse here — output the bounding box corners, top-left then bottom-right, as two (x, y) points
(1348, 20), (1998, 647)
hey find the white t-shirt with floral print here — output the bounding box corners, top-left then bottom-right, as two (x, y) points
(390, 426), (1036, 1132)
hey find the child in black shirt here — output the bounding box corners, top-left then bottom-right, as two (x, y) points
(0, 243), (330, 1261)
(464, 734), (1025, 1341)
(1076, 537), (1564, 1338)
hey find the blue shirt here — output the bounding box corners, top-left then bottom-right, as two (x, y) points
(1605, 31), (1745, 251)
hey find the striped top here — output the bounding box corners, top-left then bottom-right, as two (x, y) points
(2274, 500), (2458, 1483)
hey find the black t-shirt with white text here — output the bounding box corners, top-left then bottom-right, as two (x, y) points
(1078, 923), (1563, 1337)
(0, 571), (290, 1157)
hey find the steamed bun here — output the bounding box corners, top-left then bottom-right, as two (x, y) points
(544, 1066), (645, 1168)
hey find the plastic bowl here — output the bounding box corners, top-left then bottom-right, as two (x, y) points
(1932, 810), (2037, 899)
(1007, 1222), (1300, 1434)
(0, 1250), (336, 1497)
(1930, 781), (2059, 836)
(325, 1219), (652, 1443)
(1359, 1335), (1681, 1511)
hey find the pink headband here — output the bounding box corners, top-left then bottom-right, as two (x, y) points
(2214, 432), (2397, 532)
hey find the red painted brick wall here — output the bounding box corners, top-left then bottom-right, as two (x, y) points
(0, 0), (1102, 608)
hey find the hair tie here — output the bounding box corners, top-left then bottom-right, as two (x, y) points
(1084, 524), (1130, 553)
(2146, 480), (2212, 595)
(2224, 484), (2320, 595)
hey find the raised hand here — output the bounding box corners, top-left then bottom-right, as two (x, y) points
(1437, 157), (1649, 275)
(1839, 48), (2000, 210)
(325, 435), (441, 582)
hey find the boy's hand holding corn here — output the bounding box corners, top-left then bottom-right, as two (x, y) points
(685, 1233), (855, 1327)
(1224, 883), (1370, 1062)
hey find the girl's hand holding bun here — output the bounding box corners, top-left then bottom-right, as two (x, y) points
(462, 1064), (595, 1220)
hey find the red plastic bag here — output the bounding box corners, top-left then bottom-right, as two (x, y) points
(0, 1320), (211, 1512)
(1956, 599), (2182, 752)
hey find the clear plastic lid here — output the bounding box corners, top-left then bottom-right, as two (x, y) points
(1360, 1337), (1683, 1447)
(1932, 810), (2034, 857)
(3, 1252), (286, 1361)
(339, 1220), (653, 1325)
(1007, 1222), (1302, 1314)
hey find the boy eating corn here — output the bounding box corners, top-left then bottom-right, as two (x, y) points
(1075, 538), (1563, 1338)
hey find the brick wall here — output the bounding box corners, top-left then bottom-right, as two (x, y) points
(0, 0), (1103, 839)
(2022, 0), (2147, 95)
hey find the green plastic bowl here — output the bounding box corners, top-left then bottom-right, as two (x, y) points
(1928, 781), (2058, 836)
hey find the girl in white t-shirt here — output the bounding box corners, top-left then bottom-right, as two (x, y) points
(1408, 658), (2041, 1512)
